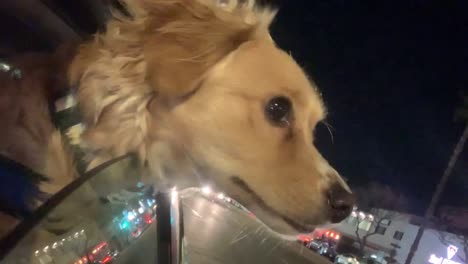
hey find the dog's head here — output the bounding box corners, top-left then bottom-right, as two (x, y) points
(70, 0), (354, 235)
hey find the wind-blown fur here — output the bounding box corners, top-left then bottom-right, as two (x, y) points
(69, 0), (276, 169)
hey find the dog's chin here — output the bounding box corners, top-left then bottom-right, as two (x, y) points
(247, 204), (320, 236)
(224, 176), (326, 235)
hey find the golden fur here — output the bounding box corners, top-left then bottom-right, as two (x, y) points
(68, 0), (276, 164)
(0, 0), (352, 241)
(62, 0), (353, 235)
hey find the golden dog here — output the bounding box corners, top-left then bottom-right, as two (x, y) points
(53, 0), (354, 235)
(0, 0), (354, 243)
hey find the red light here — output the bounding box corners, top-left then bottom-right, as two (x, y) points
(335, 235), (340, 240)
(101, 256), (112, 264)
(145, 213), (153, 224)
(92, 242), (107, 254)
(325, 231), (330, 235)
(132, 228), (142, 238)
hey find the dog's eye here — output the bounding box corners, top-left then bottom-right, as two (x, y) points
(265, 96), (292, 126)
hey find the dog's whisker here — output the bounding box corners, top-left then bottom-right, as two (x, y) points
(230, 226), (250, 244)
(231, 227), (244, 241)
(230, 233), (248, 244)
(323, 120), (335, 144)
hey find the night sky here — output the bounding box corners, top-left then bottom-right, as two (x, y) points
(271, 0), (468, 214)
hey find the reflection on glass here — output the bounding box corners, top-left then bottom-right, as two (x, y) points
(1, 156), (328, 264)
(1, 156), (157, 264)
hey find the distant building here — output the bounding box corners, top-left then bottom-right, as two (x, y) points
(330, 208), (467, 264)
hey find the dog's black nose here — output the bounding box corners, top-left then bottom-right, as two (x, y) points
(327, 183), (355, 223)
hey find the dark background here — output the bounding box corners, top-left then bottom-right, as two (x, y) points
(0, 0), (466, 215)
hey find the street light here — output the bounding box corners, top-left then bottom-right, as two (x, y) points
(171, 188), (178, 204)
(358, 212), (366, 220)
(202, 186), (212, 195)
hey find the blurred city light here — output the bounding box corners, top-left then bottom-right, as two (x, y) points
(358, 212), (366, 220)
(202, 186), (212, 195)
(127, 212), (136, 221)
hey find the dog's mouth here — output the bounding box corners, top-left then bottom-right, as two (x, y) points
(229, 176), (314, 234)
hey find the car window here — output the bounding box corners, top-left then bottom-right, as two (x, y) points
(0, 156), (330, 264)
(0, 156), (157, 264)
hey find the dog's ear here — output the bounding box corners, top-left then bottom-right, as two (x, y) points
(143, 30), (249, 100)
(64, 0), (277, 162)
(140, 0), (277, 99)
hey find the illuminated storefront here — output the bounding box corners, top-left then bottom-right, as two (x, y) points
(335, 208), (466, 264)
(428, 245), (462, 264)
